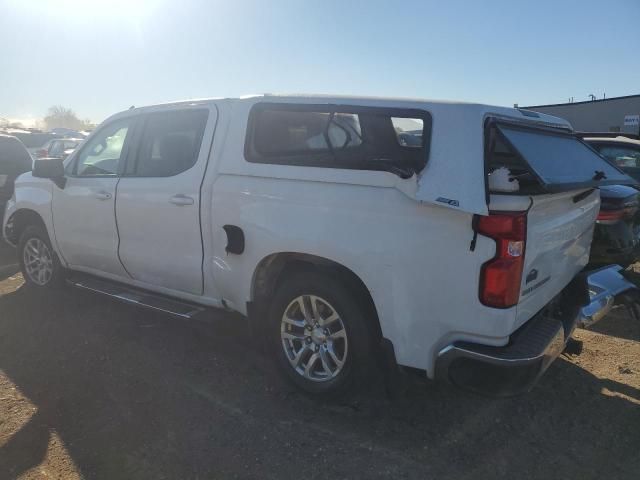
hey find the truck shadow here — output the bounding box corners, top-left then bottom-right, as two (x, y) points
(0, 242), (18, 282)
(0, 284), (638, 479)
(588, 309), (640, 342)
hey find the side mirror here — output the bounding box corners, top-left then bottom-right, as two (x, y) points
(32, 158), (66, 189)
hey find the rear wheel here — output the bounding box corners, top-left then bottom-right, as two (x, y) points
(18, 225), (65, 289)
(268, 270), (376, 398)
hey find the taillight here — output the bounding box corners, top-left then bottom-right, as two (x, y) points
(476, 212), (527, 309)
(596, 208), (625, 225)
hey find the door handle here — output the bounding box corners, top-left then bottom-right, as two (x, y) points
(169, 194), (194, 206)
(94, 191), (112, 200)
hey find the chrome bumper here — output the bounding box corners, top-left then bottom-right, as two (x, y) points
(579, 265), (639, 327)
(436, 276), (585, 397)
(436, 266), (638, 397)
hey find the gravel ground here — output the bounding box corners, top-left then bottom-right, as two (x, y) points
(0, 242), (639, 479)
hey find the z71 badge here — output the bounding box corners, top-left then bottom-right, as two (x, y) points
(436, 197), (459, 207)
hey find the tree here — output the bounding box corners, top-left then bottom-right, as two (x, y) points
(43, 105), (92, 131)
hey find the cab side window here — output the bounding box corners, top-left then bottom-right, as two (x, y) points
(74, 119), (132, 176)
(128, 109), (209, 177)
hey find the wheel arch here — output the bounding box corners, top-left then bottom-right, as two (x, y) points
(4, 208), (48, 246)
(250, 252), (383, 341)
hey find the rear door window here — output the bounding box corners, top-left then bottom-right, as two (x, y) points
(488, 122), (636, 193)
(128, 109), (208, 177)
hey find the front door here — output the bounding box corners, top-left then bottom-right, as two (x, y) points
(53, 117), (133, 277)
(115, 106), (216, 295)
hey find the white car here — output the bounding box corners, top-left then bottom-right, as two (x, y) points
(2, 95), (633, 397)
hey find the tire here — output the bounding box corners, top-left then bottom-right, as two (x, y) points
(268, 270), (376, 399)
(18, 225), (65, 289)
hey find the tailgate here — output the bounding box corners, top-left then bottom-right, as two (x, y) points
(515, 189), (599, 326)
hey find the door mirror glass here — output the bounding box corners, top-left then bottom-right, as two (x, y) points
(33, 158), (65, 179)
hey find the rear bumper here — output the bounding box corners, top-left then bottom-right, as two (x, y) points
(435, 275), (588, 397)
(579, 265), (638, 327)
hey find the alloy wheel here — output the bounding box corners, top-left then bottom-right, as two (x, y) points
(23, 238), (54, 286)
(280, 294), (348, 382)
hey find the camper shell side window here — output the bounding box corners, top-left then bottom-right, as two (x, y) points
(244, 103), (432, 179)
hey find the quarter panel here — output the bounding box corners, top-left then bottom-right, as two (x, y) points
(210, 174), (517, 375)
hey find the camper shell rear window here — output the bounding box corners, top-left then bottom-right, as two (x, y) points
(486, 120), (637, 195)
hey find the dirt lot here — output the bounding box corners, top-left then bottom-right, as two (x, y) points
(0, 242), (639, 479)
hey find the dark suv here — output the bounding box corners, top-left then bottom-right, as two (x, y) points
(0, 134), (32, 220)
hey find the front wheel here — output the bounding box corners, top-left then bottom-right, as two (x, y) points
(268, 270), (376, 398)
(18, 225), (65, 288)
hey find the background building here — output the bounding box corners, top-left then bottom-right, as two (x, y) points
(522, 94), (640, 134)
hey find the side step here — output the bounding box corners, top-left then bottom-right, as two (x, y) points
(67, 273), (206, 319)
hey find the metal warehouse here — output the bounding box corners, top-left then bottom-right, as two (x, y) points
(523, 94), (640, 135)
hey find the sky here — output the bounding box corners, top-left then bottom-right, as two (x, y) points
(1, 0), (639, 125)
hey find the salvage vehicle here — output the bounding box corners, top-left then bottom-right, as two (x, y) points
(575, 135), (640, 268)
(2, 96), (636, 397)
(588, 184), (640, 268)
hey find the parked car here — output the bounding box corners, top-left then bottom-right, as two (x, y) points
(574, 135), (640, 268)
(50, 127), (83, 138)
(35, 138), (82, 160)
(582, 134), (640, 184)
(588, 184), (640, 267)
(8, 131), (57, 159)
(0, 134), (32, 221)
(2, 96), (635, 398)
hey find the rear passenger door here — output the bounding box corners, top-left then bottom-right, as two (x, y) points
(115, 106), (217, 295)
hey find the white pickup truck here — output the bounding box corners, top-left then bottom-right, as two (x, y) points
(3, 95), (634, 397)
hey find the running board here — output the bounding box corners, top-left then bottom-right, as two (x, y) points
(67, 273), (205, 319)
